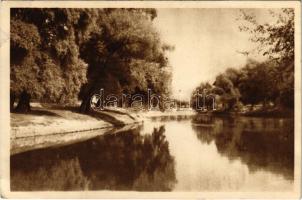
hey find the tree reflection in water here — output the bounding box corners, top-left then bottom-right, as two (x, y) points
(192, 115), (294, 180)
(11, 126), (176, 191)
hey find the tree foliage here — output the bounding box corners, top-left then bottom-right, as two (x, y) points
(191, 9), (295, 112)
(213, 73), (241, 111)
(238, 8), (294, 109)
(192, 57), (293, 112)
(78, 9), (172, 112)
(239, 8), (294, 65)
(191, 82), (215, 110)
(11, 9), (89, 112)
(10, 8), (172, 113)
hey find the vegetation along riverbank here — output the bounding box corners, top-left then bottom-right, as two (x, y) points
(10, 8), (294, 154)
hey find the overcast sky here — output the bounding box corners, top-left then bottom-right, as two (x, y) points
(154, 8), (272, 100)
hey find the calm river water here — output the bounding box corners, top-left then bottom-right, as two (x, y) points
(11, 115), (294, 191)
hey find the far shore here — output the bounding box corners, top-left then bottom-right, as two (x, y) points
(209, 108), (294, 118)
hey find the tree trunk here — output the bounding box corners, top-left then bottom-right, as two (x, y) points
(10, 93), (16, 111)
(262, 98), (267, 110)
(80, 96), (91, 113)
(15, 91), (31, 113)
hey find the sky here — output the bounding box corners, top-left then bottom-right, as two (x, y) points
(153, 9), (272, 100)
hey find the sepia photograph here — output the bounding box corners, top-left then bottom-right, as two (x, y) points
(0, 1), (301, 198)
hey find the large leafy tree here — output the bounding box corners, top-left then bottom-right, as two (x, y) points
(10, 19), (42, 112)
(213, 74), (240, 111)
(190, 82), (215, 111)
(11, 9), (88, 112)
(238, 59), (277, 108)
(238, 8), (295, 108)
(79, 9), (172, 112)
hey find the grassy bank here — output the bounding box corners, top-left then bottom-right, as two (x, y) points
(11, 104), (143, 154)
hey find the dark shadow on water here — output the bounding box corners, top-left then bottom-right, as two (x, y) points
(10, 126), (177, 191)
(192, 115), (294, 180)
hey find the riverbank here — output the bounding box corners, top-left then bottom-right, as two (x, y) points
(11, 105), (141, 154)
(10, 105), (195, 154)
(13, 104), (292, 155)
(205, 108), (294, 118)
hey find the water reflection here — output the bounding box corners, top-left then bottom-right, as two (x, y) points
(11, 115), (294, 192)
(192, 115), (294, 180)
(11, 126), (177, 191)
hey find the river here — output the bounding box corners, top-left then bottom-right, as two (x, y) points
(10, 115), (294, 191)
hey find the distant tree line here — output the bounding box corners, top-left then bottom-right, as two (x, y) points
(191, 9), (294, 111)
(10, 8), (172, 113)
